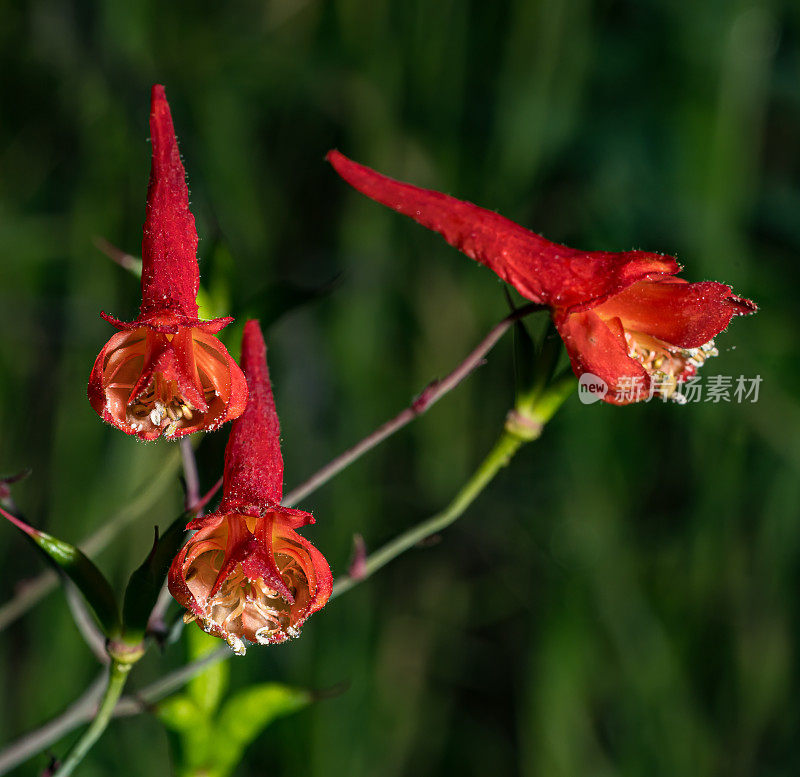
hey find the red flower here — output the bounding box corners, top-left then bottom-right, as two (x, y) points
(169, 320), (331, 653)
(88, 86), (247, 439)
(327, 151), (757, 404)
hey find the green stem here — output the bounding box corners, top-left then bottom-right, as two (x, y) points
(332, 377), (574, 599)
(52, 661), (131, 777)
(332, 429), (523, 598)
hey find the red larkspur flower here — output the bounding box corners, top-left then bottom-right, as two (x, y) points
(169, 320), (331, 653)
(88, 85), (247, 439)
(327, 150), (757, 404)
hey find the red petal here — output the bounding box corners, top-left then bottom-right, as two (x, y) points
(167, 537), (209, 627)
(88, 326), (246, 440)
(267, 518), (332, 641)
(218, 320), (287, 513)
(594, 278), (758, 348)
(554, 309), (650, 405)
(327, 150), (679, 310)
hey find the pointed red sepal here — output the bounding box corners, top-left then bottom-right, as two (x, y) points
(100, 85), (228, 334)
(592, 278), (757, 348)
(327, 150), (757, 404)
(139, 84), (199, 323)
(326, 150), (678, 312)
(555, 309), (649, 404)
(217, 320), (292, 515)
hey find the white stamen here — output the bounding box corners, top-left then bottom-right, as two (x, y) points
(254, 627), (273, 645)
(226, 633), (247, 656)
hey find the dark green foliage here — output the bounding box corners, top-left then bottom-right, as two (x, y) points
(121, 512), (189, 644)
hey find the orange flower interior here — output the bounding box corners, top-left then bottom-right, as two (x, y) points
(182, 515), (317, 654)
(99, 327), (235, 437)
(593, 280), (720, 401)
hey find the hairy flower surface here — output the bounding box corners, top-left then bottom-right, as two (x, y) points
(327, 151), (757, 403)
(88, 85), (246, 438)
(169, 321), (331, 653)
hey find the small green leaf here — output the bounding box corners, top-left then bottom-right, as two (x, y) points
(510, 311), (538, 401)
(0, 506), (120, 637)
(121, 511), (189, 643)
(157, 695), (214, 776)
(158, 674), (310, 777)
(186, 627), (230, 716)
(209, 684), (310, 777)
(157, 695), (202, 733)
(219, 683), (310, 741)
(505, 289), (561, 407)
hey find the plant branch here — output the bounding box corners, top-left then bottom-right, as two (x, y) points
(0, 674), (107, 776)
(179, 438), (201, 513)
(62, 579), (109, 665)
(331, 428), (525, 598)
(0, 304), (539, 634)
(93, 237), (142, 275)
(282, 302), (543, 507)
(0, 376), (573, 774)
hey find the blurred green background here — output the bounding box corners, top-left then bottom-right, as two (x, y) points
(1, 0), (799, 775)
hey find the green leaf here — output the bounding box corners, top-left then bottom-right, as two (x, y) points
(157, 695), (202, 733)
(509, 299), (539, 401)
(508, 293), (562, 409)
(157, 681), (309, 777)
(186, 626), (230, 716)
(156, 627), (232, 775)
(157, 696), (214, 776)
(121, 511), (190, 643)
(0, 506), (120, 637)
(209, 684), (311, 777)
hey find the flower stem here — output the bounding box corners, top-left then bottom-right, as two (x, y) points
(332, 376), (574, 598)
(332, 428), (524, 598)
(179, 437), (201, 513)
(51, 661), (131, 777)
(282, 302), (543, 506)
